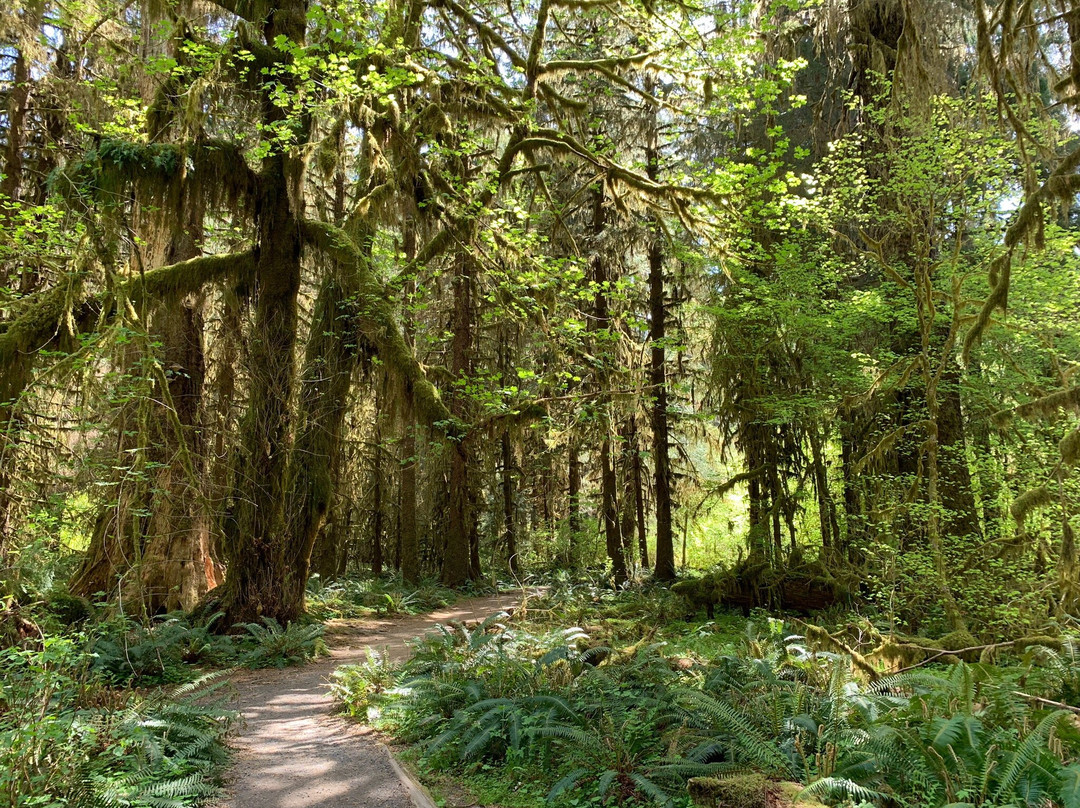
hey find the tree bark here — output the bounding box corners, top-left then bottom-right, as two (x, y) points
(215, 0), (310, 625)
(647, 208), (675, 581)
(442, 252), (475, 587)
(568, 443), (582, 567)
(502, 429), (518, 574)
(399, 221), (421, 583)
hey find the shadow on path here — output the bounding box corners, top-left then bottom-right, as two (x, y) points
(213, 591), (539, 808)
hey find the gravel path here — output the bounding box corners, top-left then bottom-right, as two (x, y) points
(213, 591), (539, 808)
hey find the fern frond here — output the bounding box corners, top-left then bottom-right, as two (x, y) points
(547, 768), (589, 802)
(992, 710), (1067, 803)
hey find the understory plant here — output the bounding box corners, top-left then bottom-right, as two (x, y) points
(0, 636), (235, 807)
(333, 609), (1080, 808)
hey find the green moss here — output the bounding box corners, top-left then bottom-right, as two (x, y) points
(300, 219), (455, 432)
(44, 591), (93, 625)
(687, 774), (767, 808)
(775, 782), (830, 807)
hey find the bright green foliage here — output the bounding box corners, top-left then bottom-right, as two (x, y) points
(235, 617), (327, 669)
(334, 589), (1080, 807)
(0, 638), (234, 808)
(305, 574), (468, 619)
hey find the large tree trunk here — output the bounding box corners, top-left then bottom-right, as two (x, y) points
(215, 0), (310, 625)
(1, 1), (48, 566)
(127, 293), (216, 612)
(936, 359), (980, 543)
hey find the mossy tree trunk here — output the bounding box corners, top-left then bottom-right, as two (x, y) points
(589, 187), (627, 585)
(216, 0), (310, 626)
(442, 251), (476, 587)
(568, 443), (582, 567)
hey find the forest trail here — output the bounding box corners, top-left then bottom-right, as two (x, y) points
(212, 590), (539, 808)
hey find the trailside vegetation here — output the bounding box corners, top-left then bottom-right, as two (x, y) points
(3, 0), (1080, 803)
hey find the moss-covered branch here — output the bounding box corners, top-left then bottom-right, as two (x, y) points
(0, 251), (256, 369)
(300, 219), (457, 432)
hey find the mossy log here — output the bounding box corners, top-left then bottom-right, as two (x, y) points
(672, 557), (844, 618)
(687, 776), (829, 808)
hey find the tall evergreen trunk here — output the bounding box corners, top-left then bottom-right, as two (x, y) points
(568, 444), (582, 567)
(371, 392), (384, 577)
(647, 222), (675, 580)
(632, 434), (649, 569)
(590, 187), (626, 584)
(646, 123), (676, 581)
(619, 420), (638, 570)
(442, 252), (475, 587)
(809, 425), (840, 557)
(398, 222), (420, 583)
(937, 359), (980, 542)
(1, 1), (52, 565)
(601, 438), (626, 584)
(0, 1), (42, 213)
(502, 429), (518, 574)
(217, 0), (310, 624)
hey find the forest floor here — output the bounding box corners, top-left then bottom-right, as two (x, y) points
(210, 591), (536, 808)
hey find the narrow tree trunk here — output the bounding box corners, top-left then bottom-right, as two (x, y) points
(647, 222), (675, 580)
(443, 254), (475, 587)
(502, 429), (518, 574)
(399, 222), (420, 583)
(632, 436), (649, 569)
(645, 123), (676, 581)
(601, 437), (627, 585)
(568, 444), (582, 567)
(619, 419), (639, 570)
(809, 425), (840, 557)
(371, 404), (384, 577)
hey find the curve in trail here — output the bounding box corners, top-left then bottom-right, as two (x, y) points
(213, 591), (535, 808)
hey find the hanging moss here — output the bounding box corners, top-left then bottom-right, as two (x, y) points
(1011, 486), (1054, 523)
(0, 252), (254, 381)
(1060, 428), (1080, 467)
(300, 219), (458, 433)
(0, 278), (86, 368)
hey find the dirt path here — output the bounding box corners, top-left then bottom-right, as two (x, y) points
(213, 590), (538, 808)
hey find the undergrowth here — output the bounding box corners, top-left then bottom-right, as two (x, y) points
(0, 637), (235, 808)
(333, 581), (1080, 808)
(0, 598), (327, 807)
(305, 572), (485, 620)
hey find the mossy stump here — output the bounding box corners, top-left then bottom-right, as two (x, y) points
(687, 776), (830, 808)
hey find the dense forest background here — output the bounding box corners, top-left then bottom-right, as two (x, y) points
(2, 0), (1080, 642)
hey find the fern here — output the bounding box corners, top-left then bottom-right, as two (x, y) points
(992, 710), (1069, 804)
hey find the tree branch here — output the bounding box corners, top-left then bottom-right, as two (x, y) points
(0, 251), (256, 368)
(300, 219), (458, 434)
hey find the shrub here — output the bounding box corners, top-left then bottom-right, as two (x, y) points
(0, 637), (235, 807)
